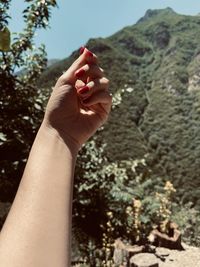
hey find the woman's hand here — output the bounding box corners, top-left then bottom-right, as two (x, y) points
(42, 48), (112, 151)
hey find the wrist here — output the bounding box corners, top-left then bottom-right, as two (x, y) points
(39, 122), (80, 156)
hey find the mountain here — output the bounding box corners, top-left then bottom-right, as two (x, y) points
(136, 7), (176, 23)
(47, 58), (60, 67)
(38, 8), (200, 207)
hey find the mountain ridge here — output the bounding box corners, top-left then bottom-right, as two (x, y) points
(137, 7), (176, 24)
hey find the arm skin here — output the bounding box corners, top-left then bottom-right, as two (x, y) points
(0, 124), (78, 267)
(0, 47), (112, 267)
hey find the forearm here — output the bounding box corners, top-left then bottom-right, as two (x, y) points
(0, 124), (78, 267)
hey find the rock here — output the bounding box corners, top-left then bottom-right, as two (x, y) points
(156, 247), (170, 257)
(113, 247), (127, 266)
(154, 27), (170, 49)
(113, 238), (127, 265)
(155, 247), (170, 261)
(130, 253), (159, 267)
(113, 239), (145, 265)
(126, 244), (145, 255)
(158, 245), (200, 267)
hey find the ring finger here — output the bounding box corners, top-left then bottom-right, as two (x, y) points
(77, 77), (109, 99)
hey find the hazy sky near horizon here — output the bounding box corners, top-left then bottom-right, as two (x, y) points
(9, 0), (200, 59)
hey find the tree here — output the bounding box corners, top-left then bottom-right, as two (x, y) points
(0, 0), (57, 207)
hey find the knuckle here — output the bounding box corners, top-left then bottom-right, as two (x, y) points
(102, 77), (110, 84)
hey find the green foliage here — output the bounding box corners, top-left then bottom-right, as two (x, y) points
(0, 0), (57, 215)
(23, 0), (57, 29)
(172, 203), (200, 247)
(0, 0), (11, 29)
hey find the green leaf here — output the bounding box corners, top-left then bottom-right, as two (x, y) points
(140, 215), (150, 224)
(0, 27), (11, 52)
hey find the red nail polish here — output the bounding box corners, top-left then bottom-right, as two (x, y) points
(86, 50), (93, 57)
(80, 46), (85, 55)
(85, 60), (91, 65)
(78, 86), (90, 95)
(75, 68), (86, 78)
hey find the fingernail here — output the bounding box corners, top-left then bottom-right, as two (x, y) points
(78, 86), (90, 95)
(80, 46), (85, 55)
(75, 68), (86, 78)
(86, 50), (93, 57)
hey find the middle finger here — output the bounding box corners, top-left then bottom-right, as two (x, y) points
(75, 63), (104, 81)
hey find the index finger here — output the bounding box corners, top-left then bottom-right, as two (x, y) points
(57, 48), (98, 86)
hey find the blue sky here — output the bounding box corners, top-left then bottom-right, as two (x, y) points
(9, 0), (200, 59)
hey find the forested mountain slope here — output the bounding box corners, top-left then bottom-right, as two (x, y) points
(39, 8), (200, 206)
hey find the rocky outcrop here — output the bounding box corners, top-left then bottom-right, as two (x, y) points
(158, 243), (200, 267)
(113, 240), (200, 267)
(137, 8), (176, 24)
(113, 238), (146, 265)
(188, 54), (200, 92)
(188, 72), (200, 92)
(130, 253), (158, 267)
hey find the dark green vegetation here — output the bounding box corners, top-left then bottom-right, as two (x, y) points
(1, 5), (200, 260)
